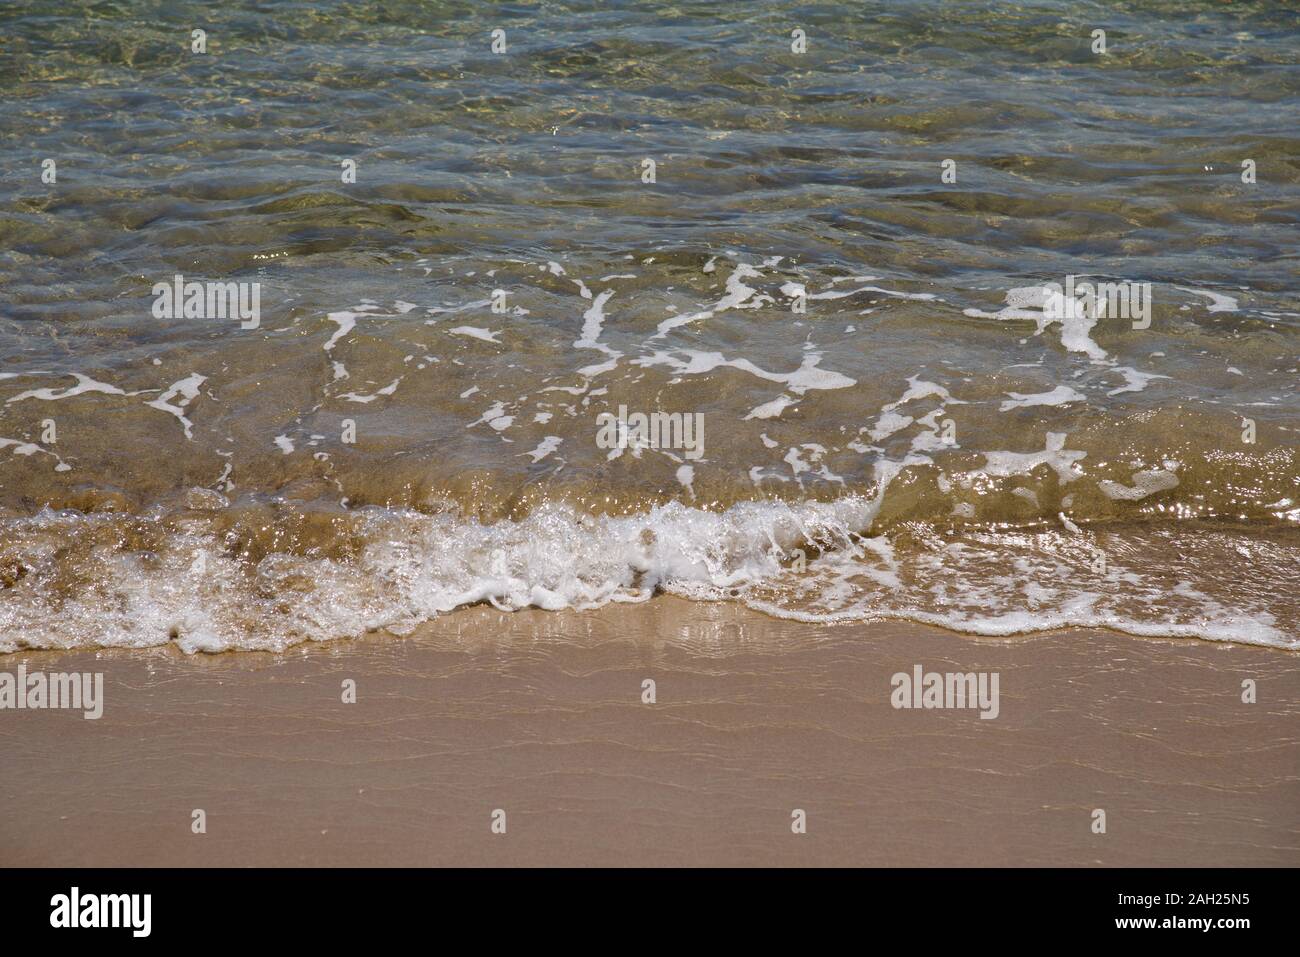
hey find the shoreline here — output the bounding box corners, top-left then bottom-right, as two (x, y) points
(2, 598), (1297, 867)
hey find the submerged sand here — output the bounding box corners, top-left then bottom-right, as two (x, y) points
(1, 599), (1297, 867)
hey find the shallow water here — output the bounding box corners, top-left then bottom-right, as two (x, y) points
(1, 1), (1297, 651)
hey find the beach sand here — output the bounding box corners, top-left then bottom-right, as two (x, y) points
(2, 598), (1296, 867)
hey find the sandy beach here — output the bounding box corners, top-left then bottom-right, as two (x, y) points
(3, 600), (1296, 867)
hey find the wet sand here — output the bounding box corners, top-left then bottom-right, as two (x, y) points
(2, 598), (1297, 867)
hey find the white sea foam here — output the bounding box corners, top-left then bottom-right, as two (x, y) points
(524, 436), (562, 462)
(975, 432), (1086, 484)
(449, 326), (502, 343)
(745, 394), (796, 420)
(340, 377), (401, 403)
(636, 349), (855, 394)
(1000, 385), (1086, 411)
(810, 284), (937, 302)
(966, 285), (1107, 361)
(1175, 287), (1239, 313)
(653, 263), (769, 338)
(6, 373), (131, 404)
(0, 494), (1293, 654)
(323, 311), (358, 351)
(1098, 468), (1179, 501)
(145, 373), (206, 439)
(1106, 366), (1168, 396)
